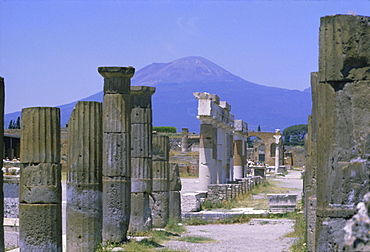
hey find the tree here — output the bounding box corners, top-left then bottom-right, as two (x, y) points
(152, 126), (177, 133)
(283, 124), (308, 146)
(8, 117), (21, 129)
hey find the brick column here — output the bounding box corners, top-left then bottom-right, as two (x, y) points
(19, 107), (62, 251)
(66, 101), (102, 251)
(99, 66), (134, 243)
(129, 86), (155, 233)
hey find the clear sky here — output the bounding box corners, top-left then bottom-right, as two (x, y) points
(0, 0), (369, 114)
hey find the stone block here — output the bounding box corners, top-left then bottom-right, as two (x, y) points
(5, 231), (19, 250)
(267, 194), (297, 213)
(169, 191), (182, 222)
(152, 135), (169, 161)
(20, 107), (60, 163)
(102, 178), (131, 243)
(103, 133), (131, 177)
(152, 161), (169, 192)
(150, 191), (169, 228)
(19, 203), (62, 251)
(131, 124), (151, 157)
(20, 163), (61, 204)
(103, 94), (131, 133)
(181, 193), (201, 212)
(319, 15), (370, 82)
(129, 192), (151, 232)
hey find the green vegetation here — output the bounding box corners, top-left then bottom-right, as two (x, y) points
(8, 116), (21, 129)
(285, 213), (307, 252)
(153, 126), (177, 133)
(178, 236), (216, 243)
(283, 124), (308, 146)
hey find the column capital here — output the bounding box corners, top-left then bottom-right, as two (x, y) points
(98, 66), (135, 79)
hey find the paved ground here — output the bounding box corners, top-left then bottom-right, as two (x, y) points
(162, 169), (303, 252)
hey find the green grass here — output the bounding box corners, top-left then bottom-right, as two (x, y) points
(284, 213), (307, 252)
(178, 236), (217, 244)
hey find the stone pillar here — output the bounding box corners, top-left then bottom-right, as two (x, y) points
(99, 66), (134, 243)
(198, 121), (215, 190)
(311, 15), (370, 251)
(0, 77), (4, 251)
(19, 107), (62, 251)
(66, 101), (102, 251)
(169, 163), (182, 222)
(234, 120), (248, 179)
(129, 86), (156, 233)
(181, 128), (189, 153)
(274, 129), (282, 174)
(151, 135), (170, 228)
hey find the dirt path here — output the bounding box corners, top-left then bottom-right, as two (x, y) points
(163, 169), (303, 252)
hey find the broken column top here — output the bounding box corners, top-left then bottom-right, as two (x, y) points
(319, 14), (370, 82)
(98, 66), (135, 78)
(193, 92), (220, 104)
(219, 101), (231, 112)
(234, 119), (248, 134)
(130, 86), (156, 95)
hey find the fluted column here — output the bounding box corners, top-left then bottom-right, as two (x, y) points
(99, 66), (134, 243)
(169, 163), (182, 222)
(129, 86), (155, 233)
(151, 135), (170, 228)
(19, 107), (62, 251)
(66, 101), (102, 251)
(181, 128), (189, 153)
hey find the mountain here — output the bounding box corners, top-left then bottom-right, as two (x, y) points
(4, 56), (312, 133)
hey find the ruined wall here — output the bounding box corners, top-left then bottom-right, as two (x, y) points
(307, 15), (370, 251)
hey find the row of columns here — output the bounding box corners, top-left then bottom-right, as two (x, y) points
(16, 67), (178, 251)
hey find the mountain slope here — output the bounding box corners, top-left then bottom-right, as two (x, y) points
(5, 56), (312, 133)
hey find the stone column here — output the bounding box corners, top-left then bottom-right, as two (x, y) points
(19, 107), (62, 251)
(274, 129), (282, 174)
(66, 101), (102, 251)
(151, 135), (170, 228)
(312, 15), (370, 250)
(234, 120), (248, 179)
(129, 86), (156, 233)
(198, 120), (215, 190)
(99, 66), (134, 243)
(169, 163), (182, 222)
(181, 128), (189, 153)
(0, 77), (4, 251)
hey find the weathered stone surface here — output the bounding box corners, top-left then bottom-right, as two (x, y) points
(152, 161), (169, 192)
(103, 133), (131, 177)
(19, 203), (62, 251)
(100, 66), (134, 243)
(169, 191), (182, 222)
(181, 193), (201, 212)
(267, 194), (297, 213)
(169, 163), (181, 191)
(152, 135), (169, 161)
(344, 192), (370, 251)
(131, 124), (151, 157)
(20, 107), (61, 163)
(181, 128), (189, 152)
(319, 15), (370, 82)
(129, 192), (152, 232)
(131, 158), (152, 193)
(150, 192), (169, 228)
(19, 163), (61, 204)
(102, 178), (131, 242)
(66, 101), (102, 251)
(4, 175), (19, 218)
(19, 107), (62, 251)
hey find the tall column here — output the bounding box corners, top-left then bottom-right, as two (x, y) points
(181, 128), (189, 153)
(0, 77), (4, 251)
(19, 107), (62, 251)
(199, 121), (215, 190)
(66, 101), (102, 251)
(169, 163), (182, 222)
(151, 135), (170, 228)
(274, 129), (282, 174)
(129, 86), (155, 233)
(234, 120), (248, 179)
(99, 66), (134, 243)
(312, 15), (370, 250)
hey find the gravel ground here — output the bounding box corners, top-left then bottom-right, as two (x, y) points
(168, 169), (303, 252)
(163, 219), (296, 252)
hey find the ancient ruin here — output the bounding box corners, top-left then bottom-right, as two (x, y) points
(99, 66), (135, 242)
(19, 107), (62, 251)
(129, 86), (156, 233)
(233, 119), (248, 179)
(151, 135), (170, 228)
(168, 163), (182, 222)
(66, 101), (102, 251)
(305, 14), (370, 251)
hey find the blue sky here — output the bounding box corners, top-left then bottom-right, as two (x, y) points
(0, 0), (369, 114)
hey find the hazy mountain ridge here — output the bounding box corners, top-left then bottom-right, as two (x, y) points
(4, 56), (312, 133)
